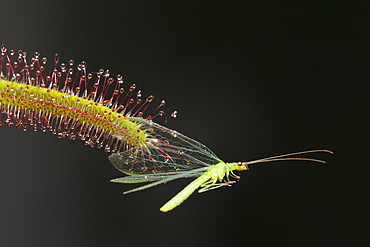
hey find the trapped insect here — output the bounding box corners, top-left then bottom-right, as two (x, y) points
(109, 125), (332, 212)
(0, 45), (332, 212)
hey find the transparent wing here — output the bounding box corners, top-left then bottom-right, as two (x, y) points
(109, 118), (222, 175)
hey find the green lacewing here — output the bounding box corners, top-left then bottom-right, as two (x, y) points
(109, 118), (332, 212)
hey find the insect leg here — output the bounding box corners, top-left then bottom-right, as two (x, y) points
(198, 180), (236, 193)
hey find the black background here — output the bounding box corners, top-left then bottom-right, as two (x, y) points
(0, 1), (368, 246)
